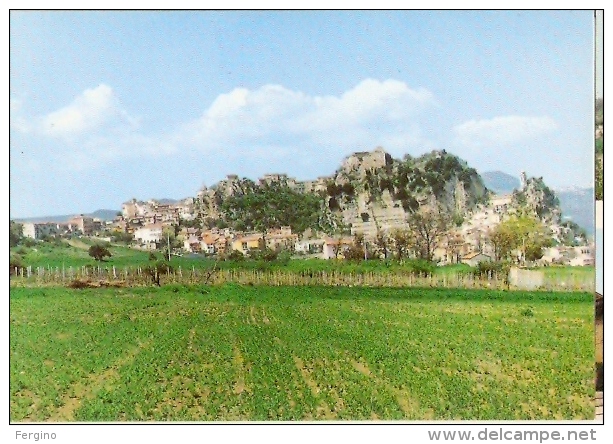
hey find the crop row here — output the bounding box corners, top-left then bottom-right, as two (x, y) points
(10, 285), (595, 421)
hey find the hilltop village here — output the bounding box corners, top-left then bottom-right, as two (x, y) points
(20, 148), (594, 267)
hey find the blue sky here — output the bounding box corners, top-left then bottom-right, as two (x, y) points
(10, 10), (595, 218)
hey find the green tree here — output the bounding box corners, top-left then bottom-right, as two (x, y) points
(88, 244), (112, 261)
(373, 230), (391, 259)
(221, 179), (323, 237)
(488, 223), (516, 261)
(524, 243), (545, 262)
(111, 231), (134, 244)
(10, 220), (23, 248)
(390, 228), (413, 260)
(490, 215), (552, 264)
(179, 217), (201, 229)
(407, 206), (450, 262)
(343, 233), (367, 261)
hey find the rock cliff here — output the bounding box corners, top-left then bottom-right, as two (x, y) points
(324, 148), (488, 238)
(191, 147), (577, 243)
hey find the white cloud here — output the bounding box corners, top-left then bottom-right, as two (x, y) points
(453, 115), (558, 150)
(182, 78), (436, 157)
(40, 84), (136, 137)
(15, 79), (437, 172)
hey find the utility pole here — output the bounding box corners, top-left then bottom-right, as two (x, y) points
(168, 232), (171, 261)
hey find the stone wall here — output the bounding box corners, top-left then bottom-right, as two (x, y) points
(508, 267), (544, 290)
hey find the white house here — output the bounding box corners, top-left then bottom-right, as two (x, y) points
(200, 241), (216, 255)
(22, 222), (65, 239)
(294, 239), (325, 255)
(569, 245), (595, 266)
(134, 223), (164, 247)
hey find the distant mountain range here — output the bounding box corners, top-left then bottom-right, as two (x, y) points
(556, 187), (595, 235)
(13, 209), (119, 224)
(482, 171), (594, 235)
(481, 171), (520, 194)
(156, 198), (181, 205)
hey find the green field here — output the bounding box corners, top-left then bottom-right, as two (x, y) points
(10, 285), (595, 421)
(10, 240), (594, 280)
(11, 240), (151, 269)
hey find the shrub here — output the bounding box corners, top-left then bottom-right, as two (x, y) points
(261, 248), (280, 262)
(248, 248), (280, 262)
(276, 250), (292, 266)
(9, 254), (25, 275)
(111, 232), (134, 244)
(343, 245), (365, 262)
(406, 259), (436, 276)
(521, 307), (535, 317)
(143, 260), (173, 286)
(473, 261), (510, 278)
(88, 244), (112, 261)
(42, 236), (65, 247)
(254, 260), (273, 271)
(14, 246), (28, 256)
(68, 279), (91, 289)
(22, 238), (37, 247)
(226, 250), (246, 262)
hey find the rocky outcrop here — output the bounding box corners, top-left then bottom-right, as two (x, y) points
(191, 147), (574, 243)
(511, 176), (561, 224)
(324, 148), (489, 239)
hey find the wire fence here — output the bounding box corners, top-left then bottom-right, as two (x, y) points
(9, 265), (594, 292)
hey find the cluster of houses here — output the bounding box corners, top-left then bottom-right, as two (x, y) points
(430, 192), (594, 267)
(21, 214), (105, 239)
(19, 195), (595, 266)
(18, 165), (594, 267)
(134, 222), (356, 261)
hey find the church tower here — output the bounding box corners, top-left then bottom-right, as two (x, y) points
(520, 171), (527, 191)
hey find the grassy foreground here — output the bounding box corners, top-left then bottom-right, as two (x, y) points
(10, 285), (595, 421)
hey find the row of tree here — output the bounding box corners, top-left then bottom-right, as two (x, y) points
(327, 206), (450, 262)
(331, 207), (553, 264)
